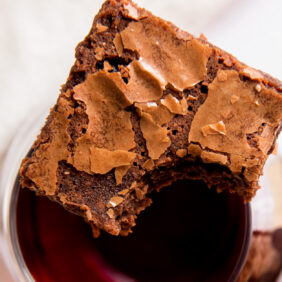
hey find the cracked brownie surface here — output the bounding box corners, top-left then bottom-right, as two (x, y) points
(20, 0), (282, 236)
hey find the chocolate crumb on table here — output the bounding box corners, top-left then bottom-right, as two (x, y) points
(20, 0), (282, 237)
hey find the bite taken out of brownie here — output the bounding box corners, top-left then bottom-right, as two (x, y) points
(20, 0), (282, 237)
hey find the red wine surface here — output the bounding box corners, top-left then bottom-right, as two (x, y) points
(17, 179), (249, 282)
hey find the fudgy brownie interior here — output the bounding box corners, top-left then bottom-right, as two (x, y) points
(20, 0), (282, 236)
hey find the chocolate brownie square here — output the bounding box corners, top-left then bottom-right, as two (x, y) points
(20, 0), (282, 236)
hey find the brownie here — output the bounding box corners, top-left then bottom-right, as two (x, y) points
(20, 0), (282, 237)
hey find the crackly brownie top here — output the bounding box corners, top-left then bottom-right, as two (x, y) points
(22, 0), (282, 235)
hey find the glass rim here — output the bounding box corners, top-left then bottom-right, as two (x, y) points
(229, 200), (252, 281)
(0, 109), (252, 282)
(0, 110), (47, 282)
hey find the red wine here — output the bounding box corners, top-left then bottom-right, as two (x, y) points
(16, 179), (250, 282)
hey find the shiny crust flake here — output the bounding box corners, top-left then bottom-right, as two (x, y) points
(135, 102), (173, 126)
(201, 120), (226, 137)
(189, 69), (282, 181)
(126, 60), (164, 102)
(107, 196), (124, 208)
(140, 112), (171, 160)
(160, 94), (188, 115)
(90, 147), (136, 174)
(120, 17), (211, 91)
